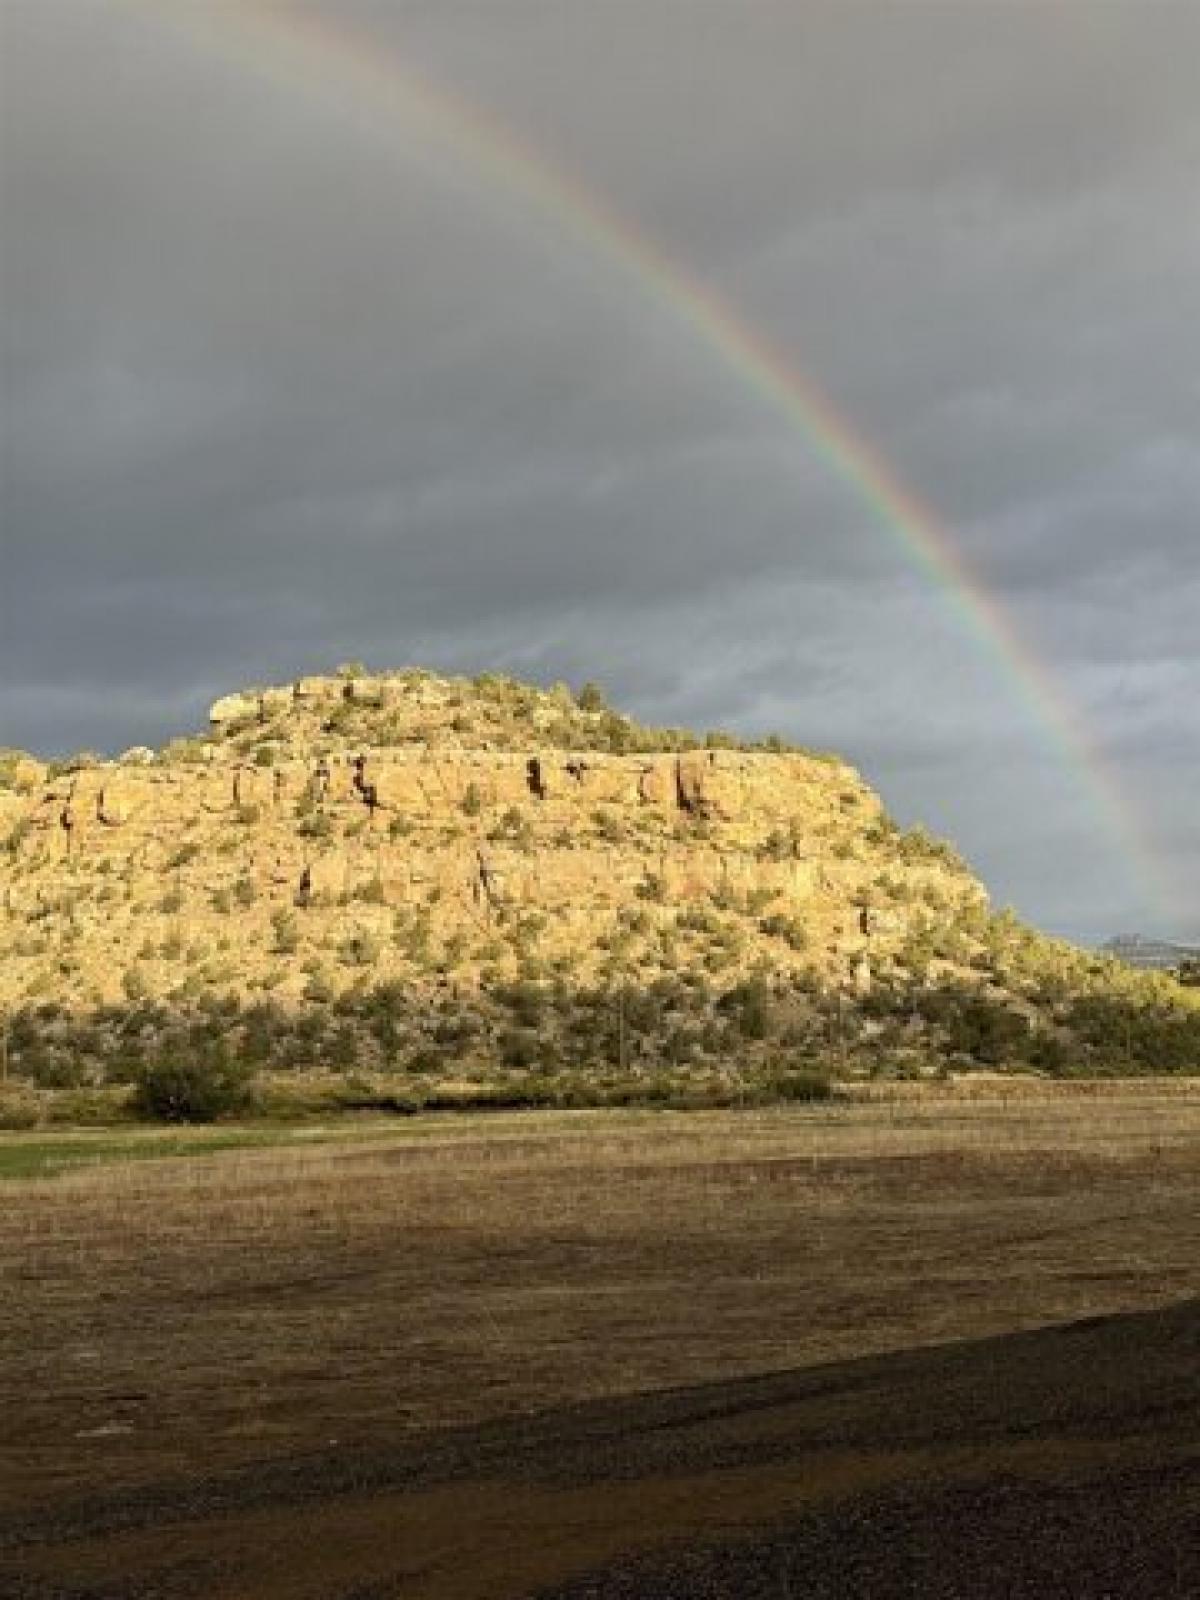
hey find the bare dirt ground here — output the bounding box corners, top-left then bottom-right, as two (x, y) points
(1, 1084), (1197, 1597)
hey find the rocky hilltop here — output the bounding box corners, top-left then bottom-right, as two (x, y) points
(2, 668), (1196, 1112)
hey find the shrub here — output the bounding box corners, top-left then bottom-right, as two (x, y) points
(490, 806), (533, 849)
(304, 971), (335, 1003)
(133, 1054), (256, 1122)
(340, 929), (381, 967)
(597, 712), (633, 752)
(0, 1094), (40, 1131)
(762, 1066), (834, 1102)
(592, 808), (624, 843)
(757, 828), (796, 862)
(272, 910), (300, 954)
(759, 913), (808, 952)
(0, 751), (24, 791)
(894, 825), (966, 871)
(4, 818), (32, 854)
(162, 736), (208, 766)
(499, 1028), (542, 1068)
(121, 966), (149, 1001)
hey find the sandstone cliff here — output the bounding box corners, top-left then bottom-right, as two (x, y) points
(1, 669), (1195, 1103)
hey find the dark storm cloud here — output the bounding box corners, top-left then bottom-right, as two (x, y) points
(2, 1), (1197, 939)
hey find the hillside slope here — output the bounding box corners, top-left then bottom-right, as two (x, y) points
(1, 668), (1196, 1110)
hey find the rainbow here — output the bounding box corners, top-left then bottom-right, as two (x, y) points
(133, 0), (1173, 921)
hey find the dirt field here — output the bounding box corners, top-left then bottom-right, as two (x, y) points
(1, 1084), (1197, 1596)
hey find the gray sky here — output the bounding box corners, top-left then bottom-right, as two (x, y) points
(2, 1), (1197, 943)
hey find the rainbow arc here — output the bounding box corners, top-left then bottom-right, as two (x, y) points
(133, 0), (1174, 921)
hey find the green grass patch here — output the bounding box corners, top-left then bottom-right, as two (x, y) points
(0, 1124), (389, 1181)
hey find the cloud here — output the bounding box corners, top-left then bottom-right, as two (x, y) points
(2, 0), (1197, 940)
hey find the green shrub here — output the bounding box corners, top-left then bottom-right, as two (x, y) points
(0, 1094), (40, 1131)
(719, 978), (774, 1039)
(592, 807), (624, 843)
(761, 1066), (834, 1102)
(489, 807), (533, 849)
(597, 712), (633, 752)
(499, 1028), (542, 1068)
(121, 966), (149, 1001)
(133, 1054), (256, 1123)
(340, 929), (381, 967)
(4, 817), (32, 854)
(304, 972), (335, 1003)
(759, 913), (808, 952)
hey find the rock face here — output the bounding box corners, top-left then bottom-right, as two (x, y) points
(0, 668), (987, 1015)
(4, 668), (1197, 1093)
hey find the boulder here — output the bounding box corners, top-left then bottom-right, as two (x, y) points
(637, 759), (675, 808)
(208, 693), (258, 726)
(356, 757), (434, 813)
(675, 754), (711, 817)
(96, 774), (150, 826)
(293, 676), (338, 702)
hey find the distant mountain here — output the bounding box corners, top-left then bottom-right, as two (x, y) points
(1101, 935), (1200, 972)
(1103, 935), (1197, 970)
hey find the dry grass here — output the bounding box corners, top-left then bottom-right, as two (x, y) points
(2, 1085), (1197, 1521)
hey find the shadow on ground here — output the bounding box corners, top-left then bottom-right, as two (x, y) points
(2, 1299), (1196, 1599)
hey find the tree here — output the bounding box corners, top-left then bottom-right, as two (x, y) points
(576, 681), (607, 713)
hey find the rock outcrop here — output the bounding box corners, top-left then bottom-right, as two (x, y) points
(5, 667), (1191, 1093)
(0, 669), (987, 1013)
